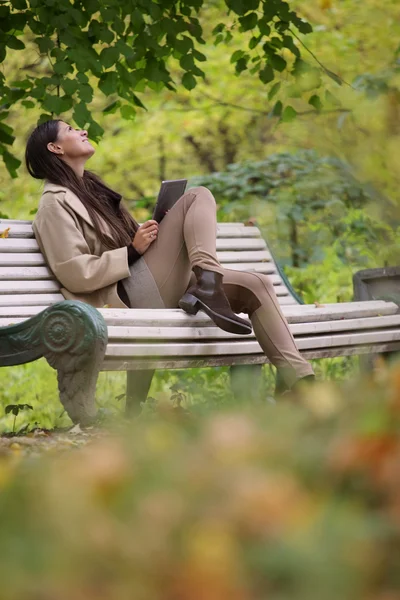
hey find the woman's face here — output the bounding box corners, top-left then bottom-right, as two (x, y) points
(48, 121), (95, 161)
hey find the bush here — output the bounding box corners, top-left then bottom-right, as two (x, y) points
(1, 363), (400, 599)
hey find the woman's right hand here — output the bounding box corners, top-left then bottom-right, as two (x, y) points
(131, 220), (159, 254)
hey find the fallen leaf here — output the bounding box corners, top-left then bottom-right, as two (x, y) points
(314, 301), (325, 308)
(0, 228), (10, 238)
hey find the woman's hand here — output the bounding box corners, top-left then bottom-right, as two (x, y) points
(131, 220), (159, 254)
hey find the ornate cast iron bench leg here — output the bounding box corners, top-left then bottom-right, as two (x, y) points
(0, 300), (108, 426)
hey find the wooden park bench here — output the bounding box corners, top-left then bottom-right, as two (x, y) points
(1, 217), (400, 423)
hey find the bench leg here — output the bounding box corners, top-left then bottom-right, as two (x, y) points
(126, 370), (155, 415)
(40, 301), (108, 425)
(230, 364), (263, 403)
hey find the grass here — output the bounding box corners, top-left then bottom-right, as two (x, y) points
(0, 356), (359, 434)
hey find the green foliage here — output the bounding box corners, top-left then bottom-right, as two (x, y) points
(191, 150), (395, 269)
(0, 0), (320, 176)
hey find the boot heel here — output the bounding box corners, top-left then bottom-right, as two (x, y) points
(179, 293), (200, 315)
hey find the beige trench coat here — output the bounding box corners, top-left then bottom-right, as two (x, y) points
(33, 181), (163, 309)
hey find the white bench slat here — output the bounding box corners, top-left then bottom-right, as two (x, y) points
(2, 222), (260, 237)
(274, 296), (297, 305)
(221, 263), (279, 274)
(0, 255), (278, 279)
(216, 227), (261, 238)
(0, 237), (268, 253)
(0, 239), (40, 253)
(0, 220), (248, 227)
(0, 266), (53, 280)
(0, 293), (63, 306)
(93, 302), (397, 326)
(104, 315), (400, 339)
(218, 250), (272, 262)
(3, 314), (400, 336)
(0, 250), (275, 267)
(3, 309), (399, 335)
(0, 292), (297, 309)
(0, 281), (61, 294)
(0, 266), (284, 287)
(0, 253), (47, 266)
(103, 328), (400, 357)
(102, 342), (400, 370)
(0, 279), (288, 296)
(0, 219), (33, 225)
(216, 238), (266, 250)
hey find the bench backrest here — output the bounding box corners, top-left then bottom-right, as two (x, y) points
(0, 218), (299, 313)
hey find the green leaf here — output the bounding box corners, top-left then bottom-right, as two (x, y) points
(235, 57), (248, 74)
(36, 37), (54, 53)
(226, 0), (247, 16)
(309, 94), (323, 111)
(268, 82), (281, 101)
(296, 19), (313, 34)
(282, 34), (300, 57)
(100, 46), (120, 69)
(87, 121), (104, 140)
(73, 102), (91, 128)
(282, 105), (297, 122)
(2, 150), (21, 178)
(270, 100), (283, 117)
(258, 18), (271, 36)
(180, 53), (195, 70)
(193, 49), (207, 62)
(212, 23), (225, 35)
(270, 54), (287, 72)
(11, 0), (26, 9)
(230, 50), (245, 64)
(6, 36), (25, 50)
(249, 35), (260, 50)
(239, 12), (258, 31)
(121, 104), (136, 120)
(61, 78), (79, 95)
(259, 64), (274, 84)
(182, 72), (196, 90)
(99, 71), (118, 96)
(42, 95), (72, 114)
(53, 61), (71, 76)
(132, 94), (147, 110)
(77, 72), (89, 84)
(78, 84), (93, 103)
(102, 100), (120, 114)
(0, 124), (15, 145)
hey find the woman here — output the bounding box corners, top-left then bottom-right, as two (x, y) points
(26, 120), (314, 406)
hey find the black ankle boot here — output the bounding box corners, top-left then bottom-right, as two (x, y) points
(179, 266), (252, 335)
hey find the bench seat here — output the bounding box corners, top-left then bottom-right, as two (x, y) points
(1, 217), (399, 423)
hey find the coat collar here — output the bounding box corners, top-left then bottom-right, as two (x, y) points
(43, 181), (94, 227)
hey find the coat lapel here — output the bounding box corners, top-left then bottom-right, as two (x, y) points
(43, 181), (94, 228)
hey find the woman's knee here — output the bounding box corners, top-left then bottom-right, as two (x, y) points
(189, 186), (216, 205)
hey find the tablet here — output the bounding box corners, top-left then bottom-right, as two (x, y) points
(153, 179), (187, 223)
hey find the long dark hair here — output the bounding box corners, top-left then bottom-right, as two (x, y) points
(25, 119), (139, 250)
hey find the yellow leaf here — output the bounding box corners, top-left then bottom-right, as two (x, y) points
(314, 301), (325, 308)
(0, 227), (10, 238)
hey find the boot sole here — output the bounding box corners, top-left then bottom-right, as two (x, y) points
(179, 293), (252, 335)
